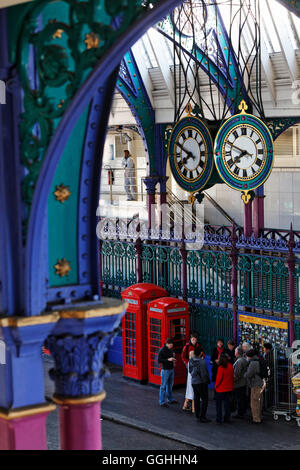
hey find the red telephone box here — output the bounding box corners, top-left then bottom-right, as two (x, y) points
(121, 283), (168, 381)
(147, 297), (189, 386)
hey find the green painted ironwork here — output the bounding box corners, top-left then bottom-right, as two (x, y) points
(188, 304), (233, 355)
(186, 250), (232, 302)
(8, 0), (162, 231)
(141, 244), (182, 296)
(237, 254), (289, 313)
(295, 322), (300, 341)
(48, 104), (89, 286)
(101, 240), (137, 296)
(293, 261), (300, 315)
(266, 117), (300, 140)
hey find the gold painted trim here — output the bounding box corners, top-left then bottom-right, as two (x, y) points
(52, 390), (106, 405)
(57, 302), (127, 319)
(0, 313), (60, 328)
(0, 403), (56, 421)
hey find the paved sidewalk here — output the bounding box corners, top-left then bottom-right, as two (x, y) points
(44, 359), (300, 450)
(101, 364), (300, 451)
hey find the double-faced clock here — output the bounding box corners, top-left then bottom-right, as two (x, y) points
(168, 105), (214, 202)
(214, 100), (274, 204)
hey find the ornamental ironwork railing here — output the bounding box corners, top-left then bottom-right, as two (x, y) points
(236, 254), (289, 314)
(99, 218), (300, 253)
(99, 224), (300, 335)
(188, 304), (233, 355)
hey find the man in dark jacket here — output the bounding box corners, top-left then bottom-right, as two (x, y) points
(189, 346), (211, 423)
(158, 338), (178, 407)
(244, 350), (266, 423)
(233, 346), (248, 418)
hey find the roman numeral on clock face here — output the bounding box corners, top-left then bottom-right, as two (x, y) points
(233, 130), (239, 140)
(188, 129), (193, 138)
(241, 128), (247, 136)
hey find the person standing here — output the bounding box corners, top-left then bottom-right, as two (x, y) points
(181, 332), (202, 411)
(233, 346), (248, 419)
(183, 350), (195, 413)
(215, 354), (234, 424)
(227, 340), (236, 364)
(244, 349), (266, 424)
(189, 346), (211, 423)
(157, 338), (178, 407)
(122, 149), (136, 201)
(211, 339), (229, 383)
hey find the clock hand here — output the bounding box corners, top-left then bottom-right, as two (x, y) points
(176, 142), (196, 162)
(227, 142), (253, 158)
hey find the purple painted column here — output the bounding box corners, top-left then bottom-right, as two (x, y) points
(243, 199), (253, 238)
(53, 394), (105, 451)
(287, 224), (296, 346)
(180, 239), (187, 301)
(253, 186), (265, 238)
(230, 224), (238, 343)
(158, 176), (169, 232)
(135, 237), (143, 283)
(143, 176), (160, 233)
(0, 405), (55, 450)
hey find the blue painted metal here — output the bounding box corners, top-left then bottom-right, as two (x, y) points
(0, 10), (24, 316)
(25, 0), (183, 317)
(116, 50), (155, 173)
(46, 310), (125, 397)
(107, 335), (123, 366)
(0, 320), (58, 409)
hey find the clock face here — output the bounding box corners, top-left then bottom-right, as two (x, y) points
(169, 116), (213, 193)
(223, 125), (266, 181)
(175, 127), (207, 182)
(214, 113), (274, 193)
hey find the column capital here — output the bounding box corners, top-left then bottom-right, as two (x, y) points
(142, 176), (160, 195)
(46, 299), (125, 399)
(0, 313), (59, 409)
(158, 176), (169, 194)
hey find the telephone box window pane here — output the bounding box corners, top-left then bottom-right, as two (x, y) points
(125, 312), (136, 366)
(150, 318), (161, 376)
(170, 318), (186, 353)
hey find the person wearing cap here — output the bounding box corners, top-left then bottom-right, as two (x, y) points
(122, 149), (136, 201)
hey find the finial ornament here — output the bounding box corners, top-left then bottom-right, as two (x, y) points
(241, 191), (251, 204)
(185, 103), (192, 116)
(188, 192), (196, 205)
(238, 99), (248, 114)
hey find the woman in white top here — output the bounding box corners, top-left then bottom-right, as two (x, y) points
(183, 350), (195, 413)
